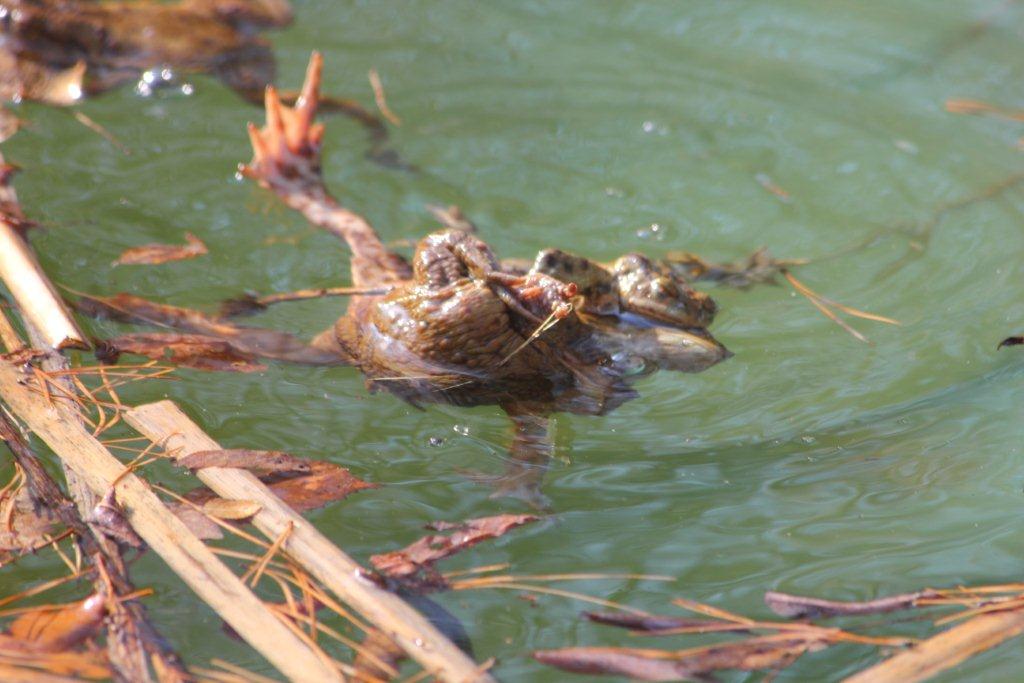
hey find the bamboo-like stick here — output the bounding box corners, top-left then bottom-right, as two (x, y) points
(125, 400), (496, 683)
(0, 362), (342, 683)
(0, 154), (87, 350)
(843, 607), (1024, 683)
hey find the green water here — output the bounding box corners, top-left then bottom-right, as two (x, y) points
(4, 0), (1024, 680)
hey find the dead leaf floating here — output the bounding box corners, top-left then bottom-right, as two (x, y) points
(584, 612), (727, 633)
(764, 589), (939, 619)
(998, 336), (1023, 349)
(95, 333), (267, 373)
(534, 638), (827, 682)
(202, 498), (262, 521)
(370, 514), (538, 589)
(113, 232), (207, 266)
(0, 487), (65, 557)
(265, 461), (378, 513)
(176, 449), (312, 476)
(184, 460), (377, 517)
(87, 488), (145, 551)
(7, 593), (107, 653)
(167, 502), (223, 541)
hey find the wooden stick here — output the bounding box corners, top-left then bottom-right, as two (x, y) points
(0, 154), (87, 350)
(843, 607), (1024, 683)
(0, 362), (342, 683)
(125, 400), (496, 683)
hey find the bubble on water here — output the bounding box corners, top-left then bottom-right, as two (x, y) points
(453, 424), (470, 436)
(136, 67), (182, 98)
(604, 186), (625, 198)
(636, 222), (667, 241)
(642, 120), (669, 136)
(427, 436), (445, 447)
(180, 83), (195, 96)
(799, 435), (816, 444)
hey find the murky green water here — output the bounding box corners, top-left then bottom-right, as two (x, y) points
(4, 0), (1024, 680)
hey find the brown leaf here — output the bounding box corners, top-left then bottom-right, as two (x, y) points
(8, 594), (107, 653)
(998, 336), (1023, 349)
(534, 637), (824, 681)
(96, 333), (267, 373)
(202, 498), (262, 520)
(113, 233), (208, 266)
(764, 590), (938, 619)
(176, 449), (311, 476)
(354, 627), (404, 681)
(265, 461), (378, 513)
(584, 611), (727, 633)
(370, 514), (537, 580)
(167, 502), (223, 541)
(0, 644), (111, 679)
(87, 489), (145, 551)
(0, 487), (65, 554)
(184, 461), (376, 516)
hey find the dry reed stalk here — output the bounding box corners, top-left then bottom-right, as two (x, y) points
(0, 361), (343, 682)
(125, 400), (497, 683)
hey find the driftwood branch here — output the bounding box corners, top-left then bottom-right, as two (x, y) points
(125, 400), (497, 683)
(0, 361), (342, 682)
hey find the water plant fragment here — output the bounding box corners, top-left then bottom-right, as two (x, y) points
(113, 232), (207, 266)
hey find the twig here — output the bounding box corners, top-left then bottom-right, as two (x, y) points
(368, 69), (402, 127)
(71, 111), (131, 155)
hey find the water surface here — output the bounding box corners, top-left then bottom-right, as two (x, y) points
(5, 1), (1024, 680)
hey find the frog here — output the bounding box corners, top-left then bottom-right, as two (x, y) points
(0, 0), (394, 162)
(529, 249), (717, 329)
(229, 54), (733, 505)
(91, 53), (729, 506)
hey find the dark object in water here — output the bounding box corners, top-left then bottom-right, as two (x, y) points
(0, 0), (398, 163)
